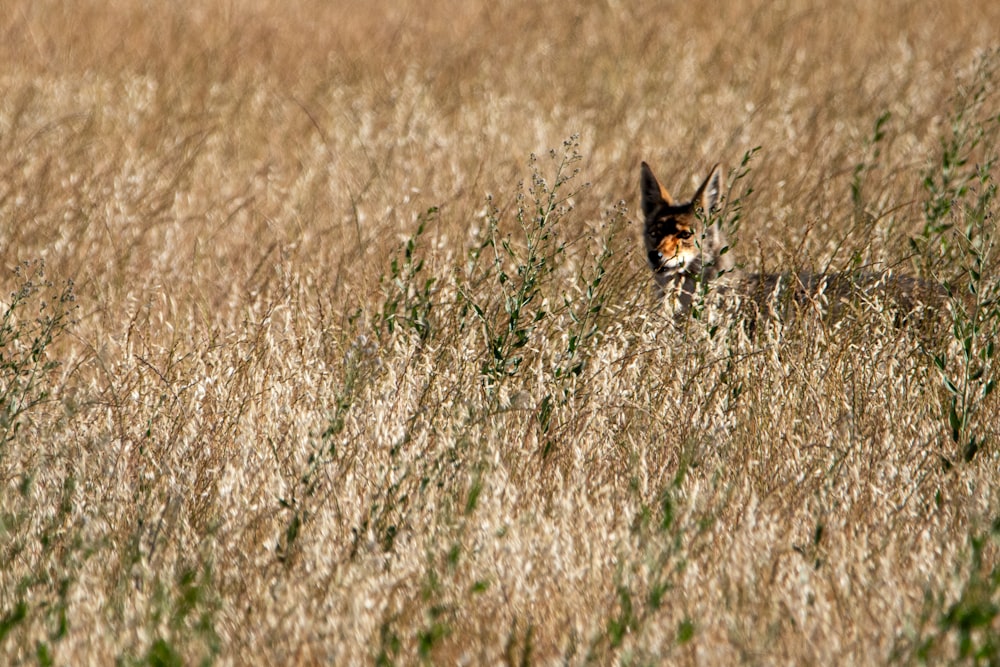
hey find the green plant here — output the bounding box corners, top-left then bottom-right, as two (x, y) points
(0, 260), (77, 452)
(933, 166), (999, 461)
(916, 50), (1000, 461)
(917, 51), (1000, 261)
(463, 136), (585, 396)
(377, 207), (440, 343)
(118, 554), (221, 667)
(911, 519), (1000, 665)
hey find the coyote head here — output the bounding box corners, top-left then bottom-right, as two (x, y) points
(640, 161), (732, 306)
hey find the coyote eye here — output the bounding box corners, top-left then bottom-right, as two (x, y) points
(677, 230), (693, 240)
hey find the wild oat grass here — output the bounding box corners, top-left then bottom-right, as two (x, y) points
(2, 1), (1000, 664)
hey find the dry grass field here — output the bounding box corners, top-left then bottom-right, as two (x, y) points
(3, 1), (1000, 664)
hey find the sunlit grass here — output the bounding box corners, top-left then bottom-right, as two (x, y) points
(1, 1), (999, 664)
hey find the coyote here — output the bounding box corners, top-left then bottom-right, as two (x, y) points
(640, 161), (945, 323)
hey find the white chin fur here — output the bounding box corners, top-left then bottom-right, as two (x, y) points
(662, 251), (701, 270)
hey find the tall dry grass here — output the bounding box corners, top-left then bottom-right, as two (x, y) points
(2, 0), (1000, 664)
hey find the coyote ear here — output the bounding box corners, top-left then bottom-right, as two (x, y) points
(694, 163), (723, 214)
(640, 161), (674, 216)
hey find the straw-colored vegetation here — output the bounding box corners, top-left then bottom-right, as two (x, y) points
(2, 1), (999, 664)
